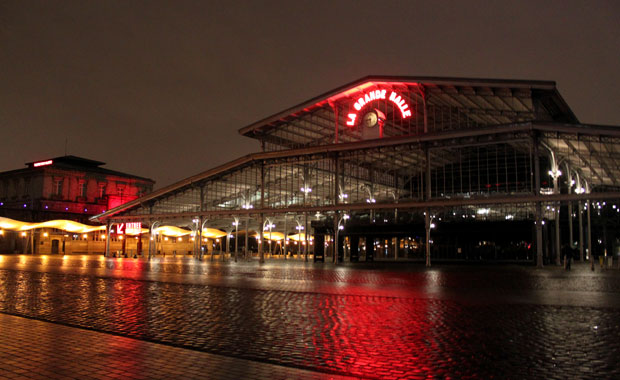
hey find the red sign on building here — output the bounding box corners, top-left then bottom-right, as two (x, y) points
(125, 222), (142, 235)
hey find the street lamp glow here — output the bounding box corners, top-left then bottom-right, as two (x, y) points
(300, 187), (312, 193)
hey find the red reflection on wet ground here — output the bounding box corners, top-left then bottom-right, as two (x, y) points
(305, 294), (440, 378)
(1, 256), (620, 379)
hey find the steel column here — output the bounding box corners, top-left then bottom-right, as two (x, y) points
(245, 216), (249, 260)
(425, 146), (431, 267)
(259, 162), (265, 263)
(105, 221), (111, 257)
(578, 201), (584, 261)
(533, 134), (543, 267)
(586, 199), (592, 268)
(334, 155), (340, 264)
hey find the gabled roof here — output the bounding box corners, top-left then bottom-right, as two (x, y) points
(25, 155), (105, 168)
(239, 75), (579, 138)
(1, 155), (154, 183)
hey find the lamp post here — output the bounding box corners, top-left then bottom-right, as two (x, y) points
(242, 202), (252, 260)
(263, 219), (275, 257)
(335, 214), (350, 264)
(283, 215), (287, 260)
(295, 221), (304, 259)
(233, 218), (239, 262)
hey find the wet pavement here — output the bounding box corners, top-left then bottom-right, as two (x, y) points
(0, 255), (619, 379)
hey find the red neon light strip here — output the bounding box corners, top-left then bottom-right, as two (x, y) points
(33, 160), (53, 167)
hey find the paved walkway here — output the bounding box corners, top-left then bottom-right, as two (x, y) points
(0, 313), (353, 380)
(0, 255), (619, 379)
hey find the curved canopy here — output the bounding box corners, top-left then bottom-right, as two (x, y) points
(287, 233), (313, 242)
(153, 225), (226, 238)
(0, 217), (106, 233)
(253, 231), (286, 241)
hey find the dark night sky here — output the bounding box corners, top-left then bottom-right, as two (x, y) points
(1, 0), (619, 188)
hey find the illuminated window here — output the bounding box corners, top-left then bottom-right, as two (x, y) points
(79, 182), (87, 198)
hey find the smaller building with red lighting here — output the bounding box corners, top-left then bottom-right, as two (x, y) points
(0, 155), (154, 224)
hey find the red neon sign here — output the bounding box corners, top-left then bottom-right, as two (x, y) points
(346, 89), (412, 126)
(116, 223), (125, 235)
(33, 160), (53, 167)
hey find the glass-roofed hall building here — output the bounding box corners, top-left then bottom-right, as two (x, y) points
(91, 76), (620, 266)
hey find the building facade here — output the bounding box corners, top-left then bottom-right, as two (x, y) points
(91, 76), (620, 266)
(0, 156), (154, 253)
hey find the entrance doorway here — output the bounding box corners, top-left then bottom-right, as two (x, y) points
(51, 240), (59, 254)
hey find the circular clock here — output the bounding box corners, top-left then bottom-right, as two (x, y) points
(362, 111), (378, 128)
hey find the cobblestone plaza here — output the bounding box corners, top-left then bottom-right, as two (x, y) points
(0, 255), (619, 379)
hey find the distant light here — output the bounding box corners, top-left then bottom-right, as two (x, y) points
(101, 235), (106, 240)
(477, 208), (490, 215)
(23, 204), (27, 208)
(43, 232), (49, 237)
(84, 209), (87, 212)
(343, 214), (350, 220)
(430, 223), (436, 229)
(300, 187), (312, 193)
(45, 205), (48, 209)
(338, 225), (344, 230)
(0, 202), (3, 206)
(65, 207), (69, 211)
(21, 232), (27, 237)
(82, 234), (88, 239)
